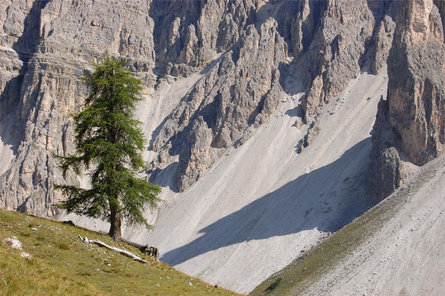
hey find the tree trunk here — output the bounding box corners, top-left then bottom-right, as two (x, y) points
(109, 202), (122, 243)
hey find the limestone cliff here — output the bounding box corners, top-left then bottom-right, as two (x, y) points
(0, 0), (444, 216)
(149, 0), (397, 191)
(150, 17), (287, 191)
(369, 0), (445, 202)
(0, 0), (157, 216)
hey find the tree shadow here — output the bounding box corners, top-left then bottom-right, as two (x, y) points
(162, 138), (372, 265)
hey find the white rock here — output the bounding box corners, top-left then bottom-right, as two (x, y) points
(3, 236), (22, 250)
(21, 252), (31, 258)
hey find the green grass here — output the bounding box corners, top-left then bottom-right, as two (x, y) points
(250, 163), (436, 296)
(0, 209), (239, 296)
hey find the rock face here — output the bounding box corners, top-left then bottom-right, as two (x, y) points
(0, 0), (443, 215)
(150, 0), (397, 191)
(0, 0), (157, 216)
(369, 0), (445, 201)
(300, 0), (375, 120)
(150, 17), (287, 191)
(368, 98), (406, 202)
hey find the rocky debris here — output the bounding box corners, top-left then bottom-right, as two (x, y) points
(296, 118), (320, 154)
(149, 0), (398, 192)
(3, 236), (23, 250)
(4, 235), (32, 258)
(369, 0), (445, 202)
(20, 251), (31, 258)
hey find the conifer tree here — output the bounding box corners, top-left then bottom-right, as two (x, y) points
(55, 55), (161, 243)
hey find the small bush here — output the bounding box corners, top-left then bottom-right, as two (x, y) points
(20, 231), (30, 237)
(58, 243), (70, 250)
(265, 278), (282, 292)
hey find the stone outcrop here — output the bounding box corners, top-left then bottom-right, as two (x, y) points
(149, 0), (262, 76)
(369, 0), (445, 201)
(369, 15), (396, 74)
(368, 98), (406, 203)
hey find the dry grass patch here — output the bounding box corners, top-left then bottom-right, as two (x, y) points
(0, 209), (239, 296)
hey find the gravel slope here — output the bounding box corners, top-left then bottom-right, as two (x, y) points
(123, 70), (388, 294)
(300, 154), (445, 296)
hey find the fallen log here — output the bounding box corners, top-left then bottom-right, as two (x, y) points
(78, 235), (147, 263)
(122, 238), (160, 261)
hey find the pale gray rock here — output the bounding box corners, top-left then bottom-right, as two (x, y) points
(370, 15), (396, 75)
(289, 0), (327, 59)
(386, 0), (445, 166)
(301, 0), (379, 122)
(0, 0), (444, 216)
(368, 98), (406, 202)
(0, 0), (158, 216)
(149, 0), (398, 191)
(151, 17), (287, 191)
(369, 0), (445, 201)
(3, 236), (22, 250)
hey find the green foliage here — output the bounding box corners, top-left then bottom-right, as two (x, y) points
(55, 54), (161, 240)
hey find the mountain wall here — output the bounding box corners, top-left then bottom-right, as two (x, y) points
(0, 0), (397, 214)
(0, 0), (443, 222)
(368, 0), (445, 202)
(0, 0), (157, 216)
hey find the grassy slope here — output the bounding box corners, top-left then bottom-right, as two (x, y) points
(250, 162), (434, 296)
(0, 210), (239, 296)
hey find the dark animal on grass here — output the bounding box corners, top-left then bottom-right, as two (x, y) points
(140, 245), (159, 260)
